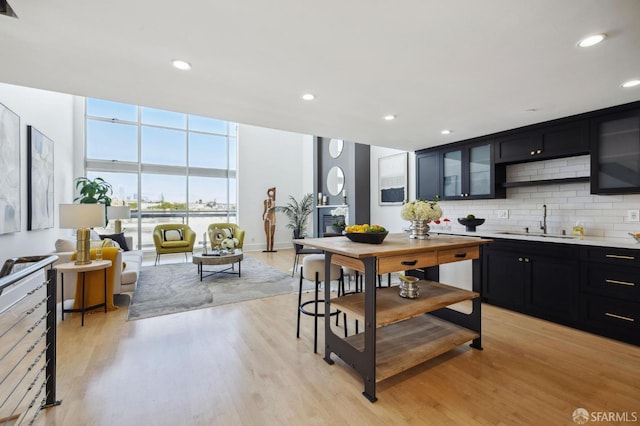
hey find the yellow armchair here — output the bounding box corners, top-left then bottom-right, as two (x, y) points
(208, 223), (245, 249)
(153, 224), (196, 265)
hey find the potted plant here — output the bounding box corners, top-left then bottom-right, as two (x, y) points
(74, 177), (113, 205)
(271, 193), (314, 245)
(74, 176), (113, 225)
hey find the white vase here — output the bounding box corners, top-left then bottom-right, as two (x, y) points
(410, 220), (430, 239)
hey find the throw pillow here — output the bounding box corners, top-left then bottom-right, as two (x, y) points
(100, 238), (121, 249)
(55, 238), (76, 252)
(100, 232), (130, 251)
(163, 229), (183, 242)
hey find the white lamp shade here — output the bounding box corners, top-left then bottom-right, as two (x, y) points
(59, 204), (106, 229)
(107, 205), (131, 220)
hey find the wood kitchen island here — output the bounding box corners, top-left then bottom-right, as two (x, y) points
(295, 233), (491, 402)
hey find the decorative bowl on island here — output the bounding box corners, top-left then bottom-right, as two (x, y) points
(344, 224), (388, 244)
(345, 231), (389, 244)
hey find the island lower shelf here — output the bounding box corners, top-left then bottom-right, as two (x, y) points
(331, 281), (480, 327)
(343, 314), (479, 382)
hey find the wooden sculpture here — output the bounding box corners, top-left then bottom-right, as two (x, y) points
(262, 187), (277, 252)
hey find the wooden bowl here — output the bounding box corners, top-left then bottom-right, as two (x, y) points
(345, 231), (389, 244)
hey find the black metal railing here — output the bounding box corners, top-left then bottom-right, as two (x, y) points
(0, 255), (60, 425)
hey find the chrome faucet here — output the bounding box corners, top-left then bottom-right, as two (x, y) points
(540, 204), (547, 234)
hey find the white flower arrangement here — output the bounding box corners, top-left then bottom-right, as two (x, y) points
(331, 206), (348, 228)
(401, 199), (443, 222)
(331, 206), (348, 217)
(220, 237), (239, 250)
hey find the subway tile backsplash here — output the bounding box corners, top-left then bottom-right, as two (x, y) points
(439, 155), (640, 238)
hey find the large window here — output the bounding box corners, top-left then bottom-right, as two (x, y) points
(85, 98), (237, 250)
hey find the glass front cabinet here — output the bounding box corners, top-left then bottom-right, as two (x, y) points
(591, 109), (640, 194)
(440, 141), (503, 200)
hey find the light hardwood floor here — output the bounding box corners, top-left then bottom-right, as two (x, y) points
(39, 249), (639, 425)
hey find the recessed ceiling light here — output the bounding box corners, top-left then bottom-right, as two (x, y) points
(577, 34), (605, 48)
(301, 93), (315, 101)
(383, 115), (396, 121)
(621, 79), (640, 88)
(171, 59), (192, 71)
(441, 129), (452, 135)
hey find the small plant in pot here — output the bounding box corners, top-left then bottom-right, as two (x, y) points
(270, 193), (314, 248)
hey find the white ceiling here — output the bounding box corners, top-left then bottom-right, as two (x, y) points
(1, 0), (639, 151)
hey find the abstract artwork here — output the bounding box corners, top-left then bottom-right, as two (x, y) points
(0, 102), (20, 234)
(378, 152), (407, 205)
(27, 125), (54, 230)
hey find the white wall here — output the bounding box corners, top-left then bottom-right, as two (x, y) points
(0, 83), (75, 262)
(237, 125), (314, 251)
(369, 146), (415, 232)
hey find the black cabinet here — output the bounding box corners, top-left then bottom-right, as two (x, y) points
(482, 245), (527, 311)
(415, 151), (440, 201)
(440, 141), (505, 200)
(495, 120), (589, 164)
(482, 239), (579, 324)
(579, 246), (640, 345)
(590, 109), (640, 194)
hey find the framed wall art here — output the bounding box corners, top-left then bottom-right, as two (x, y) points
(378, 152), (407, 205)
(0, 102), (21, 234)
(27, 125), (55, 230)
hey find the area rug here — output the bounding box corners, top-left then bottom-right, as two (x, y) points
(127, 256), (312, 321)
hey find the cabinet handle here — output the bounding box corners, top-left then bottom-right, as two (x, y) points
(401, 260), (418, 266)
(518, 257), (523, 262)
(454, 253), (467, 258)
(530, 150), (535, 156)
(605, 279), (636, 287)
(605, 312), (635, 322)
(536, 149), (542, 154)
(605, 254), (635, 260)
(524, 258), (530, 262)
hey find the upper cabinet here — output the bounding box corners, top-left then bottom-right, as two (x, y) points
(415, 150), (440, 201)
(416, 140), (505, 201)
(443, 143), (494, 199)
(591, 109), (640, 194)
(495, 120), (589, 164)
(415, 101), (640, 200)
(441, 141), (505, 200)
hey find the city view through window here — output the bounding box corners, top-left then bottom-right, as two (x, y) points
(85, 98), (237, 251)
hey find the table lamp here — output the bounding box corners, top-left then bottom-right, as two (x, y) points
(59, 204), (106, 265)
(107, 205), (131, 234)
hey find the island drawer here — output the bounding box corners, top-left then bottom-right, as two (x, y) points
(437, 246), (480, 265)
(377, 252), (437, 274)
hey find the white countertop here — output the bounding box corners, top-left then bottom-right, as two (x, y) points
(431, 229), (640, 250)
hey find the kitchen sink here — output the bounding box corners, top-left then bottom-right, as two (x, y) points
(496, 231), (577, 239)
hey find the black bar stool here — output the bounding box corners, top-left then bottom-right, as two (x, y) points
(297, 254), (343, 353)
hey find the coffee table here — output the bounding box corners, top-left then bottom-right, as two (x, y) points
(192, 250), (243, 281)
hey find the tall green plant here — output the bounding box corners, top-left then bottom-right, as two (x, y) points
(74, 177), (113, 205)
(271, 193), (314, 237)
